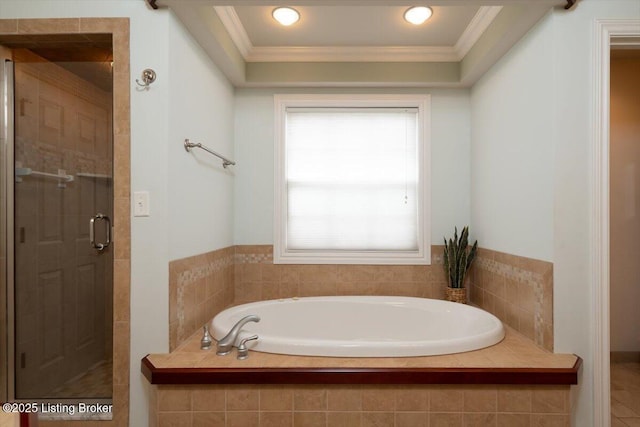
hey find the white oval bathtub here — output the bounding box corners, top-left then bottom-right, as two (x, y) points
(211, 296), (505, 357)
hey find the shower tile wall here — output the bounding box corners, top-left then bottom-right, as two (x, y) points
(170, 245), (555, 351)
(470, 248), (554, 351)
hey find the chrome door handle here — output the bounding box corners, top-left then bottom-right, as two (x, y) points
(90, 213), (111, 251)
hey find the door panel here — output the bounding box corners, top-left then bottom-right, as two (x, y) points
(39, 270), (64, 365)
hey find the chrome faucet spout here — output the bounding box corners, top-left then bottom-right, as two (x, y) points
(216, 314), (260, 355)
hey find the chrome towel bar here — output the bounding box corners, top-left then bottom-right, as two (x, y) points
(183, 139), (236, 168)
(15, 167), (74, 188)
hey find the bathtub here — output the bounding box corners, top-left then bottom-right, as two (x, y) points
(212, 296), (504, 357)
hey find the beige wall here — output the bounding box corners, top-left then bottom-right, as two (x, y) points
(610, 54), (640, 353)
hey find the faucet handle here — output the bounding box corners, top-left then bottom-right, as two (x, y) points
(201, 325), (213, 350)
(236, 335), (258, 360)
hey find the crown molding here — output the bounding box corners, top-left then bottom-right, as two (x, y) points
(213, 6), (252, 59)
(455, 6), (503, 58)
(214, 5), (502, 63)
(248, 46), (459, 62)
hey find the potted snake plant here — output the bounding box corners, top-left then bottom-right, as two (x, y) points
(443, 226), (478, 304)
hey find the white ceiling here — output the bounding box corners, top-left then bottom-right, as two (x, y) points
(215, 5), (502, 62)
(235, 6), (479, 47)
(153, 0), (573, 87)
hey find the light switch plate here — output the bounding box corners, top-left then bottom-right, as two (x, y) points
(134, 191), (150, 217)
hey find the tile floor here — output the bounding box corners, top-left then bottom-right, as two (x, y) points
(611, 361), (640, 427)
(47, 359), (113, 399)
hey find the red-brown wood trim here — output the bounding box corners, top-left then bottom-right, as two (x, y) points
(142, 355), (582, 386)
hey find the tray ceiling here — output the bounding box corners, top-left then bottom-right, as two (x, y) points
(234, 6), (479, 47)
(215, 5), (500, 62)
(152, 0), (573, 87)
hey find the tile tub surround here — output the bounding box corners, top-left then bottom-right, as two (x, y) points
(234, 245), (555, 352)
(143, 327), (580, 427)
(469, 248), (554, 351)
(169, 247), (235, 351)
(171, 244), (555, 354)
(144, 326), (579, 382)
(169, 245), (446, 351)
(234, 245), (448, 304)
(170, 245), (449, 350)
(149, 384), (574, 427)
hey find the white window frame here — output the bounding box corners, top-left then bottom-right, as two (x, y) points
(274, 94), (431, 265)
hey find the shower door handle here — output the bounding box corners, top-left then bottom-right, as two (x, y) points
(90, 213), (111, 251)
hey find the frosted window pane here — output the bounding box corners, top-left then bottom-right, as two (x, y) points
(285, 109), (419, 251)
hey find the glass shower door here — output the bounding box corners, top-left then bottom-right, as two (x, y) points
(10, 49), (113, 400)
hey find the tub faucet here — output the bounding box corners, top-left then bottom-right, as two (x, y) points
(216, 314), (260, 356)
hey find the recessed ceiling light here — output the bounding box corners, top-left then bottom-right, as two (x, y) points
(272, 7), (300, 26)
(404, 6), (433, 25)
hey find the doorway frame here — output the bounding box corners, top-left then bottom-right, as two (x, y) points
(592, 18), (640, 427)
(0, 18), (131, 425)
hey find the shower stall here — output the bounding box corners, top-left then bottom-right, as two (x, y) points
(0, 36), (114, 405)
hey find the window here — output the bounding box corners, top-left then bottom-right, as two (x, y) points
(274, 94), (431, 264)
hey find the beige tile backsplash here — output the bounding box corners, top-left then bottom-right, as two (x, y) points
(234, 245), (448, 303)
(469, 248), (554, 351)
(170, 245), (554, 351)
(169, 247), (235, 350)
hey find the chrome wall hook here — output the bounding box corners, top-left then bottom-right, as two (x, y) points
(135, 68), (156, 89)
